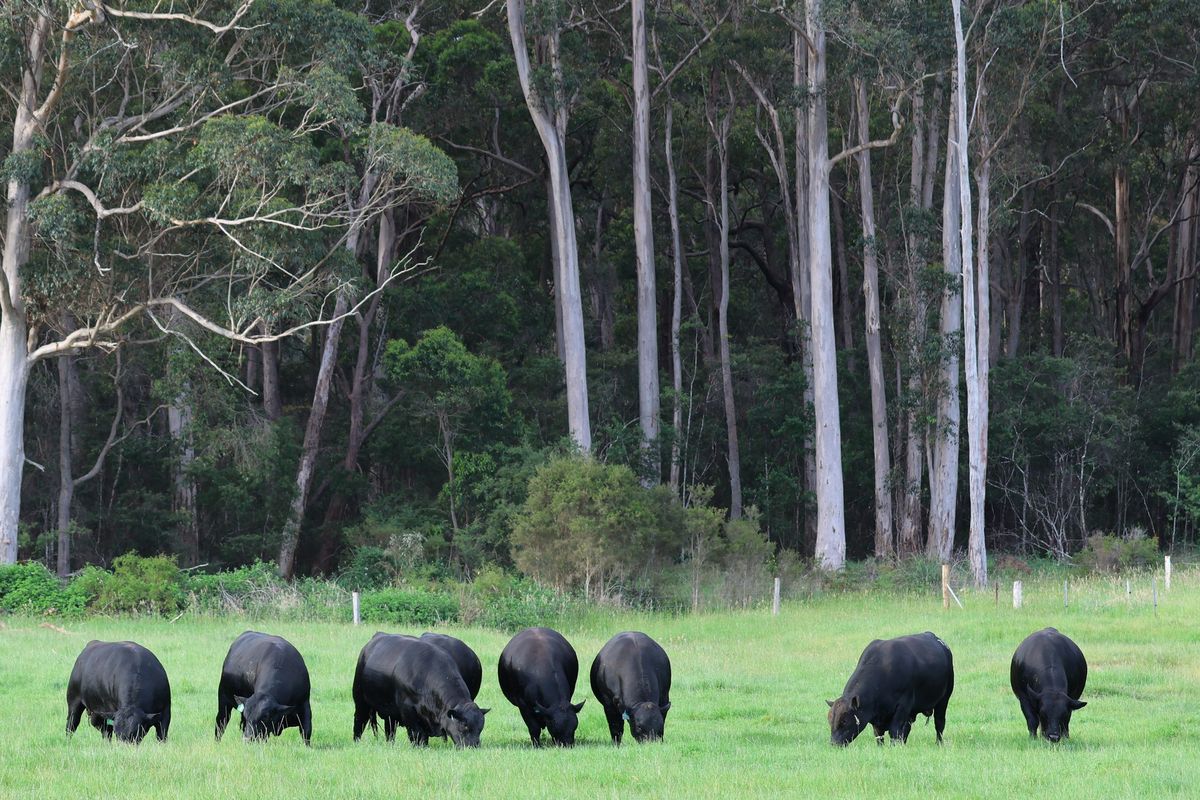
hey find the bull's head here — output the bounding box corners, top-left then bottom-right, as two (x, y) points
(625, 701), (670, 743)
(110, 708), (162, 744)
(534, 700), (585, 746)
(443, 703), (489, 748)
(1031, 690), (1086, 743)
(827, 696), (868, 746)
(234, 694), (297, 740)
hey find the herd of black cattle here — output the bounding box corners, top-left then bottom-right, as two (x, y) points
(64, 625), (1086, 748)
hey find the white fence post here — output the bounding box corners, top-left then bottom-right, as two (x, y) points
(771, 577), (781, 616)
(1013, 581), (1023, 609)
(1165, 556), (1172, 591)
(352, 591), (361, 626)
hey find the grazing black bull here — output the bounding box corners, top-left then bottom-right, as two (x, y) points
(420, 632), (482, 700)
(215, 631), (312, 744)
(66, 641), (171, 743)
(827, 631), (954, 746)
(1011, 627), (1087, 742)
(498, 627), (585, 746)
(590, 631), (672, 744)
(353, 633), (488, 748)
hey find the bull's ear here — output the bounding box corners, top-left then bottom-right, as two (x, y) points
(447, 708), (462, 721)
(826, 699), (836, 708)
(1067, 698), (1087, 710)
(233, 695), (249, 707)
(480, 708), (491, 715)
(533, 702), (550, 716)
(850, 695), (860, 710)
(659, 702), (671, 714)
(571, 701), (586, 714)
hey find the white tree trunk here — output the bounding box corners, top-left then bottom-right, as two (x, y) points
(168, 388), (199, 565)
(507, 0), (591, 452)
(0, 313), (30, 565)
(715, 104), (742, 520)
(953, 0), (987, 587)
(632, 0), (660, 479)
(56, 353), (77, 576)
(807, 0), (846, 570)
(854, 79), (894, 559)
(793, 23), (818, 546)
(666, 104), (685, 493)
(928, 101), (962, 563)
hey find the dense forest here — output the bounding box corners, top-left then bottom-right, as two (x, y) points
(2, 0), (1199, 597)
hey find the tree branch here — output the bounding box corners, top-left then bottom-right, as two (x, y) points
(99, 1), (257, 36)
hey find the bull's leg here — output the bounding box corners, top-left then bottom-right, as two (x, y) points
(1017, 697), (1038, 739)
(888, 700), (913, 743)
(298, 702), (312, 747)
(519, 708), (543, 747)
(66, 698), (85, 736)
(408, 721), (430, 748)
(386, 717), (400, 743)
(602, 703), (624, 745)
(156, 707), (170, 742)
(933, 699), (949, 744)
(353, 702), (372, 741)
(214, 689), (235, 741)
(872, 723), (886, 745)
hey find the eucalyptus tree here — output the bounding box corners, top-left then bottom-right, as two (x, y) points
(505, 0), (591, 452)
(0, 0), (454, 565)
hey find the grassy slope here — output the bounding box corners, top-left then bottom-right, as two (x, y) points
(1, 574), (1198, 799)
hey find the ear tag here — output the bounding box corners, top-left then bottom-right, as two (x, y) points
(622, 712), (629, 722)
(105, 719), (114, 727)
(852, 714), (860, 727)
(237, 704), (245, 713)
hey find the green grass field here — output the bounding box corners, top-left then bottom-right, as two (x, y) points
(2, 572), (1198, 799)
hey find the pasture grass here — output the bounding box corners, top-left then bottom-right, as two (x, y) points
(2, 570), (1198, 799)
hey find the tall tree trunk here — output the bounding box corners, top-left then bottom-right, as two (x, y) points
(954, 1), (987, 588)
(793, 23), (818, 548)
(927, 101), (962, 563)
(277, 294), (350, 578)
(1173, 143), (1199, 372)
(854, 79), (894, 559)
(1115, 160), (1135, 372)
(168, 383), (199, 566)
(807, 0), (846, 570)
(56, 352), (80, 576)
(710, 91), (742, 519)
(631, 0), (660, 479)
(0, 18), (46, 564)
(507, 0), (591, 451)
(832, 188), (854, 356)
(666, 104), (685, 493)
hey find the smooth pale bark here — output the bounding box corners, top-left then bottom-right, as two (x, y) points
(666, 104), (685, 493)
(711, 95), (743, 520)
(261, 327), (282, 421)
(168, 383), (199, 565)
(0, 17), (45, 564)
(953, 0), (987, 587)
(277, 293), (350, 578)
(927, 102), (961, 563)
(507, 0), (591, 451)
(1172, 142), (1199, 372)
(807, 0), (846, 570)
(854, 79), (894, 559)
(631, 0), (660, 478)
(793, 22), (818, 547)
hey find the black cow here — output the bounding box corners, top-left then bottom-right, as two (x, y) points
(66, 641), (171, 743)
(1010, 627), (1087, 742)
(353, 632), (488, 748)
(420, 632), (483, 700)
(590, 631), (671, 744)
(215, 631), (312, 744)
(498, 627), (585, 746)
(827, 631), (954, 746)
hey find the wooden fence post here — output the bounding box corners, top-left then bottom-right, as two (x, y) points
(942, 565), (950, 609)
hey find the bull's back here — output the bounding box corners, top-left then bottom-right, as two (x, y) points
(851, 633), (952, 707)
(499, 627), (578, 706)
(592, 632), (670, 705)
(222, 631), (309, 700)
(73, 641), (170, 711)
(1012, 628), (1086, 698)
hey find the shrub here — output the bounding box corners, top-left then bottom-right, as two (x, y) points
(1075, 531), (1160, 573)
(359, 587), (460, 626)
(94, 553), (184, 615)
(0, 563), (70, 615)
(458, 566), (574, 630)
